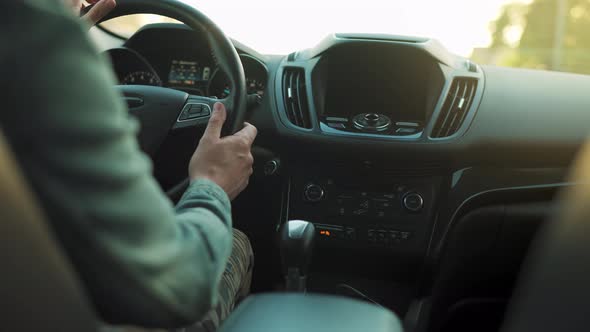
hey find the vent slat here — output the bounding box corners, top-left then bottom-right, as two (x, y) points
(281, 71), (290, 121)
(286, 71), (297, 124)
(434, 81), (461, 137)
(289, 70), (302, 125)
(444, 81), (469, 137)
(281, 67), (312, 129)
(455, 81), (477, 131)
(294, 72), (308, 128)
(441, 81), (464, 137)
(432, 77), (478, 138)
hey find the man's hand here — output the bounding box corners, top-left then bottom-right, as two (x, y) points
(64, 0), (117, 26)
(189, 103), (257, 200)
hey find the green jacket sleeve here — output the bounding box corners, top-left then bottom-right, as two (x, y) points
(0, 1), (233, 327)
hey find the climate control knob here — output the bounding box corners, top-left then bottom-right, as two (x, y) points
(304, 183), (325, 202)
(403, 192), (424, 212)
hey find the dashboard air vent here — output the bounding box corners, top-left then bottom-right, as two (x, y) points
(431, 77), (478, 138)
(282, 67), (312, 129)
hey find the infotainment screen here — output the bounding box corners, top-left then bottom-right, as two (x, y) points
(168, 60), (211, 86)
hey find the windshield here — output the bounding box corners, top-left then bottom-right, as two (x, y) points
(100, 0), (590, 75)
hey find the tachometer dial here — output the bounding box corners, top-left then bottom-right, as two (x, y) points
(207, 55), (267, 98)
(123, 71), (162, 86)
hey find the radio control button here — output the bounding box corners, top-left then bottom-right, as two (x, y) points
(374, 200), (394, 209)
(400, 231), (411, 240)
(304, 183), (325, 202)
(375, 210), (387, 218)
(345, 228), (356, 240)
(403, 193), (424, 212)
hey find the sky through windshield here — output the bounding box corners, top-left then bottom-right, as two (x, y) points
(177, 0), (528, 56)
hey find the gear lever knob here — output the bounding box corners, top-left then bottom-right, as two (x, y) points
(279, 220), (316, 292)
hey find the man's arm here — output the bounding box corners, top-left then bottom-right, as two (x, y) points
(0, 1), (254, 327)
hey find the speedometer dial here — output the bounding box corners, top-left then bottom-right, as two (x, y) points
(123, 71), (162, 86)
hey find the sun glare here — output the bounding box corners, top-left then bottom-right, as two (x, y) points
(176, 0), (530, 56)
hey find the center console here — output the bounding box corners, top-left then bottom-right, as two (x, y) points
(310, 42), (446, 139)
(288, 165), (441, 258)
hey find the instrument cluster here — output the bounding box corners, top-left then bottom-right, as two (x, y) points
(107, 32), (267, 100)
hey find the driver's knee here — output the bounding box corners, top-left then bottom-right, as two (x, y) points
(226, 229), (254, 301)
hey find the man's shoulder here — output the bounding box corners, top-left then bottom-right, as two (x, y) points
(0, 0), (96, 78)
(1, 0), (86, 39)
(0, 0), (71, 20)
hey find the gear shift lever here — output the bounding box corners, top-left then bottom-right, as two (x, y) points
(279, 220), (316, 292)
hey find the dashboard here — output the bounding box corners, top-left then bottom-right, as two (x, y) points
(107, 24), (267, 99)
(103, 23), (590, 280)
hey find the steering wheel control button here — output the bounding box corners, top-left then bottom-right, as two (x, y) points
(177, 103), (211, 122)
(352, 113), (392, 133)
(403, 192), (424, 212)
(304, 183), (325, 202)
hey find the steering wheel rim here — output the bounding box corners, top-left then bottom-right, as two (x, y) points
(96, 0), (247, 198)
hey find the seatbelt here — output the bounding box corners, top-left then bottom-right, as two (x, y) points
(0, 129), (98, 331)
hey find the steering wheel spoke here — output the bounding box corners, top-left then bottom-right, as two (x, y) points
(173, 95), (220, 130)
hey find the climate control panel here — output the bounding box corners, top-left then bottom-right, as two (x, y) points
(288, 173), (439, 255)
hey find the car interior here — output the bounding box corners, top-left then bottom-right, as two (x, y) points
(2, 0), (590, 331)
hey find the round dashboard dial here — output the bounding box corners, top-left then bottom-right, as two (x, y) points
(207, 55), (267, 99)
(123, 71), (162, 86)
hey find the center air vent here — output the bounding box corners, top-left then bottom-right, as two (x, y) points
(431, 77), (478, 138)
(282, 67), (312, 129)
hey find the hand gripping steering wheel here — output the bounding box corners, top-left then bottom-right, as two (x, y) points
(97, 0), (247, 198)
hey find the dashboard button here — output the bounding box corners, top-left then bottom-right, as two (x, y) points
(351, 196), (370, 216)
(377, 231), (387, 244)
(395, 127), (418, 135)
(332, 194), (354, 216)
(359, 198), (370, 209)
(327, 122), (346, 129)
(403, 193), (424, 212)
(345, 228), (356, 240)
(304, 183), (325, 202)
(352, 208), (369, 216)
(373, 199), (394, 209)
(375, 210), (387, 218)
(367, 229), (376, 243)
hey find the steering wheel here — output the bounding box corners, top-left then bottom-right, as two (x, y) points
(97, 0), (247, 198)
